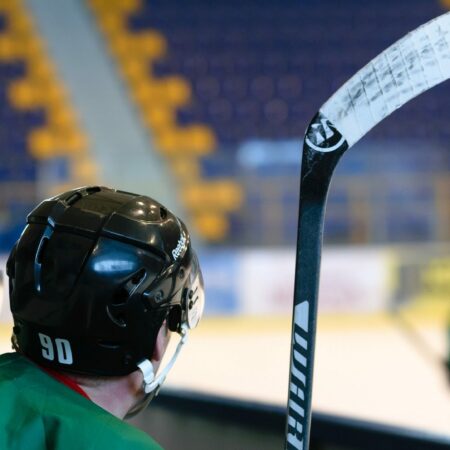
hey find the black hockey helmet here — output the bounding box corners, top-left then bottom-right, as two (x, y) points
(6, 186), (204, 376)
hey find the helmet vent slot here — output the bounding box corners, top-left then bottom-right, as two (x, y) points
(115, 314), (126, 327)
(111, 287), (129, 306)
(65, 192), (82, 206)
(36, 237), (49, 264)
(112, 269), (146, 306)
(34, 225), (54, 293)
(106, 304), (127, 328)
(97, 340), (121, 349)
(86, 186), (101, 195)
(131, 268), (146, 285)
(159, 207), (167, 220)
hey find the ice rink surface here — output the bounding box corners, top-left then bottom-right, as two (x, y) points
(164, 313), (450, 438)
(0, 311), (448, 438)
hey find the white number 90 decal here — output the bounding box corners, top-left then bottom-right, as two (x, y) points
(38, 333), (73, 365)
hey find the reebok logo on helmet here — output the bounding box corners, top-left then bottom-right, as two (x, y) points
(172, 232), (187, 260)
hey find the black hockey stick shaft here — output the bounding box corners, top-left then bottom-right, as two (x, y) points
(286, 115), (348, 450)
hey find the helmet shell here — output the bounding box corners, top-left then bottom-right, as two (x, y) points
(7, 186), (198, 376)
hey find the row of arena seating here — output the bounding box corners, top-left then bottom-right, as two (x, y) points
(127, 0), (447, 146)
(236, 173), (449, 245)
(0, 0), (94, 251)
(1, 0), (449, 247)
(88, 0), (243, 241)
(86, 0), (449, 244)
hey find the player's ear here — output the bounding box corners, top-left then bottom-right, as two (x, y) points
(151, 320), (170, 362)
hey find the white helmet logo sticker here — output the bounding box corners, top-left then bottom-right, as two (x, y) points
(172, 232), (187, 260)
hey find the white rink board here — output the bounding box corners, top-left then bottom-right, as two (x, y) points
(240, 247), (391, 315)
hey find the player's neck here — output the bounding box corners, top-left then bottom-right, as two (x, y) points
(81, 370), (145, 419)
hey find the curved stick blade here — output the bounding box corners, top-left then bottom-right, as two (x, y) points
(323, 11), (450, 149)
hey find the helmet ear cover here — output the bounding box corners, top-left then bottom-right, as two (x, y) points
(153, 252), (205, 334)
(167, 305), (182, 332)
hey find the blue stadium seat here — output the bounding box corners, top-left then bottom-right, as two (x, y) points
(103, 0), (450, 244)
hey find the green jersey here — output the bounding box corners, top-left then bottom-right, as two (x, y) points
(0, 353), (163, 450)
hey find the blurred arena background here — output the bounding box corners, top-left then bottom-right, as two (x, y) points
(0, 0), (448, 448)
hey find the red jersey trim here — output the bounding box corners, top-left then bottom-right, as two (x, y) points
(41, 366), (91, 400)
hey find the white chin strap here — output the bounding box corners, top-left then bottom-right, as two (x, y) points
(137, 325), (188, 395)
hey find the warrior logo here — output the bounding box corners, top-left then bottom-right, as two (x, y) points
(287, 301), (310, 450)
(304, 112), (346, 153)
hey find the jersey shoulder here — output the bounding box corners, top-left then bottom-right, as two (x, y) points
(92, 417), (163, 450)
(0, 353), (163, 450)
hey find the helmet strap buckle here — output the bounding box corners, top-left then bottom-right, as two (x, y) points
(137, 359), (155, 392)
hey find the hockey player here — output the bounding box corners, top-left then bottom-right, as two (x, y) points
(0, 186), (204, 449)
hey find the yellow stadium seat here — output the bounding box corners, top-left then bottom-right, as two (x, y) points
(0, 1), (20, 13)
(170, 158), (200, 180)
(214, 181), (244, 209)
(72, 157), (97, 181)
(134, 31), (167, 59)
(48, 107), (77, 129)
(163, 76), (191, 105)
(116, 0), (141, 13)
(28, 128), (56, 159)
(132, 81), (160, 105)
(21, 36), (45, 58)
(28, 58), (55, 80)
(88, 0), (106, 9)
(181, 181), (243, 211)
(133, 77), (191, 107)
(0, 36), (19, 60)
(29, 127), (87, 158)
(55, 129), (87, 152)
(9, 78), (63, 110)
(155, 125), (215, 157)
(134, 83), (188, 107)
(27, 52), (53, 70)
(192, 212), (229, 241)
(114, 32), (166, 60)
(88, 0), (118, 13)
(45, 83), (67, 106)
(8, 80), (38, 109)
(143, 106), (175, 130)
(185, 125), (216, 153)
(98, 13), (124, 36)
(120, 59), (148, 83)
(90, 0), (141, 14)
(155, 128), (180, 154)
(109, 32), (134, 58)
(8, 12), (33, 35)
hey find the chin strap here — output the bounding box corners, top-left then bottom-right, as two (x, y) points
(137, 324), (188, 395)
(125, 326), (189, 419)
(125, 325), (189, 419)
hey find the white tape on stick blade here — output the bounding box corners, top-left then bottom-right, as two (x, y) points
(321, 12), (450, 147)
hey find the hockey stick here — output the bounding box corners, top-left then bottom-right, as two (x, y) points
(286, 12), (450, 450)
